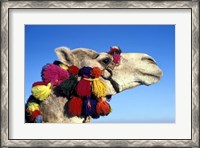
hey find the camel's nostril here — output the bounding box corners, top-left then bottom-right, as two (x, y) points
(142, 56), (157, 65)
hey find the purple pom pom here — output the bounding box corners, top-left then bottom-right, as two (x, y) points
(79, 67), (92, 77)
(83, 97), (97, 116)
(91, 114), (100, 119)
(42, 64), (70, 86)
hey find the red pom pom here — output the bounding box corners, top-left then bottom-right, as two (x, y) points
(96, 99), (111, 116)
(68, 65), (79, 74)
(76, 78), (91, 97)
(91, 67), (102, 78)
(68, 96), (83, 116)
(32, 81), (49, 87)
(109, 48), (118, 53)
(30, 110), (41, 121)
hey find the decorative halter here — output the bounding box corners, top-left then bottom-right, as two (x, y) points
(25, 46), (121, 123)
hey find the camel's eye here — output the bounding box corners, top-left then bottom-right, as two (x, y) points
(100, 58), (111, 66)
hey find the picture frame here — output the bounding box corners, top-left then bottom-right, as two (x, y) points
(1, 1), (199, 147)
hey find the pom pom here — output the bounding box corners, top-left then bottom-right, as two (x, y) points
(83, 97), (97, 116)
(91, 67), (102, 78)
(79, 67), (92, 77)
(91, 78), (107, 98)
(59, 74), (78, 97)
(68, 96), (83, 116)
(42, 64), (70, 86)
(32, 81), (49, 87)
(34, 115), (43, 123)
(113, 52), (121, 64)
(91, 114), (100, 119)
(26, 102), (40, 113)
(30, 110), (41, 122)
(96, 98), (111, 116)
(68, 65), (79, 74)
(108, 46), (121, 54)
(32, 82), (51, 101)
(76, 78), (91, 97)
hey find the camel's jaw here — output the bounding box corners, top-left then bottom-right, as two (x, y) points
(135, 69), (163, 86)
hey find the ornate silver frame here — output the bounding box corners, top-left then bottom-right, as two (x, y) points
(1, 1), (199, 147)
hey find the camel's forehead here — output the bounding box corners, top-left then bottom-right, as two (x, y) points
(72, 48), (100, 58)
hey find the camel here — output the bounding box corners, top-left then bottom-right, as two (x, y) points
(25, 46), (162, 123)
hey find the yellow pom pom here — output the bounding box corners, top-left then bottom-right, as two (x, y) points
(91, 78), (107, 98)
(32, 83), (51, 101)
(59, 64), (68, 70)
(26, 102), (40, 113)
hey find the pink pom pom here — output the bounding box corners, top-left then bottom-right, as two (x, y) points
(42, 64), (70, 86)
(113, 52), (121, 64)
(76, 78), (91, 97)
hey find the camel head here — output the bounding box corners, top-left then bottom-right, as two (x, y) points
(26, 46), (162, 123)
(55, 47), (162, 96)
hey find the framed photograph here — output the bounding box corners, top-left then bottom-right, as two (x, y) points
(1, 1), (199, 147)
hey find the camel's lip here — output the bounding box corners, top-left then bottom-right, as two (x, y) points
(136, 71), (163, 86)
(145, 73), (162, 79)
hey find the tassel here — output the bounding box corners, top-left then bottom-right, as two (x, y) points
(83, 97), (97, 116)
(91, 67), (102, 78)
(68, 96), (83, 116)
(113, 52), (121, 64)
(59, 74), (78, 97)
(76, 77), (91, 97)
(68, 65), (79, 75)
(30, 110), (41, 122)
(91, 114), (100, 119)
(41, 64), (70, 86)
(91, 78), (107, 98)
(26, 102), (40, 113)
(32, 82), (51, 101)
(96, 98), (111, 116)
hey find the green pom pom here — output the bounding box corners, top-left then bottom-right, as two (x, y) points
(60, 74), (78, 97)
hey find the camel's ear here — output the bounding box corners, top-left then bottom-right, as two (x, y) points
(55, 47), (75, 66)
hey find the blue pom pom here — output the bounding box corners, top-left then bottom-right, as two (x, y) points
(79, 67), (92, 77)
(34, 115), (43, 123)
(83, 97), (97, 116)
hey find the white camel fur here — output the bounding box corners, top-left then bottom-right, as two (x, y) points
(36, 47), (163, 123)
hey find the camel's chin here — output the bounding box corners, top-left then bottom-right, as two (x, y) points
(142, 75), (162, 86)
(118, 81), (142, 92)
(139, 68), (163, 86)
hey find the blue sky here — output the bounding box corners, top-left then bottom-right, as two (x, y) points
(25, 25), (175, 123)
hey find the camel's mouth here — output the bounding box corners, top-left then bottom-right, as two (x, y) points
(140, 70), (163, 86)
